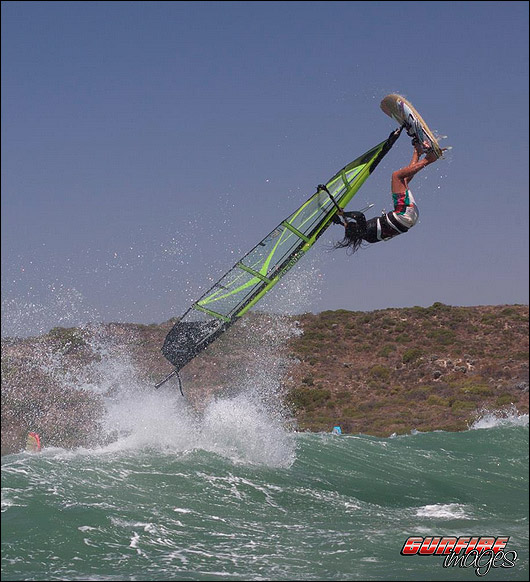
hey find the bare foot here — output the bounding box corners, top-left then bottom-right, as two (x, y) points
(425, 150), (438, 163)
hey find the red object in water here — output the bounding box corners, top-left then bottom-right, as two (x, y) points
(26, 432), (41, 452)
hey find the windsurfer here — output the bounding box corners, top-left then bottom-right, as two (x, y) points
(333, 140), (441, 253)
(26, 432), (41, 452)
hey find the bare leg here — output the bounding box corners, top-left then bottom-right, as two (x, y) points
(391, 145), (437, 193)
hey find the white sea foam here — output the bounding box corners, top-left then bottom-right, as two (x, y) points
(198, 394), (296, 467)
(470, 406), (529, 430)
(415, 503), (471, 520)
(92, 377), (295, 468)
(31, 313), (295, 468)
(3, 254), (321, 467)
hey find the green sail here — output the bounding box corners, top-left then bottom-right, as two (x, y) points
(162, 131), (399, 372)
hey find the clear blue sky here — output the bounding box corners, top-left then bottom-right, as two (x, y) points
(2, 1), (529, 337)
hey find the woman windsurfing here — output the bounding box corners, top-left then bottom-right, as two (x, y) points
(333, 138), (442, 253)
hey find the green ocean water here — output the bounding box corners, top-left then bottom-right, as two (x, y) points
(2, 400), (528, 581)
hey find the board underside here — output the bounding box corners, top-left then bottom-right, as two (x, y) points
(380, 94), (443, 158)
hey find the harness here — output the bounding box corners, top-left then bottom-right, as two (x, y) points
(365, 212), (410, 243)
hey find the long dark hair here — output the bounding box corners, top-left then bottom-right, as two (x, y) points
(334, 221), (366, 254)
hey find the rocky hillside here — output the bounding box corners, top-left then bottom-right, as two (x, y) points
(1, 303), (528, 454)
(284, 303), (528, 434)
